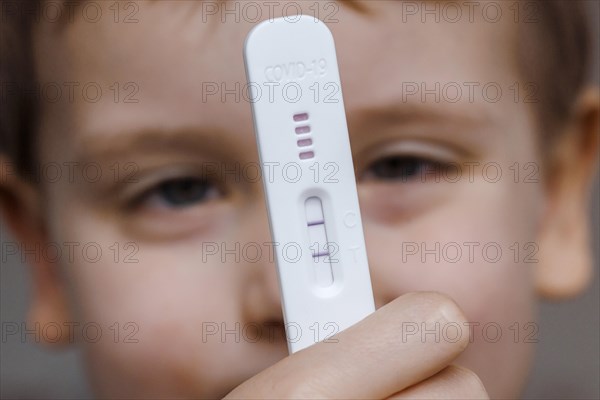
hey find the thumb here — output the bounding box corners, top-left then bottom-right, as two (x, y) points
(225, 292), (470, 399)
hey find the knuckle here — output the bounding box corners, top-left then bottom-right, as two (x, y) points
(414, 291), (463, 318)
(448, 365), (489, 399)
(275, 379), (332, 399)
(424, 292), (469, 348)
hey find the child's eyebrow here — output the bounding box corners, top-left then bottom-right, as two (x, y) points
(73, 127), (239, 163)
(347, 102), (495, 130)
(72, 102), (494, 163)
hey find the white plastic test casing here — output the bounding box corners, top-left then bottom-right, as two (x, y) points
(243, 15), (375, 353)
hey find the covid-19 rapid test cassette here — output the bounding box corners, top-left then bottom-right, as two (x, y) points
(243, 15), (375, 353)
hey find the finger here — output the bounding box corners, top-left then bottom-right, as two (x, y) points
(387, 365), (489, 399)
(224, 291), (470, 399)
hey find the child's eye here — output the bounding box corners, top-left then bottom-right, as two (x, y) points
(135, 177), (220, 209)
(362, 155), (444, 182)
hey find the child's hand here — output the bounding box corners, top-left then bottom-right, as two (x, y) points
(225, 292), (489, 399)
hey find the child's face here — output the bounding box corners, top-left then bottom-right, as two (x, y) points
(27, 1), (563, 398)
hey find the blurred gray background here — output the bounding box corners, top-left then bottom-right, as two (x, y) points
(1, 2), (599, 399)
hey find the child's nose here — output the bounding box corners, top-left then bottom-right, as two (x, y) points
(240, 260), (284, 328)
(238, 198), (284, 326)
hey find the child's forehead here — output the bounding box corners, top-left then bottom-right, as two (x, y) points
(34, 0), (517, 83)
(31, 0), (521, 153)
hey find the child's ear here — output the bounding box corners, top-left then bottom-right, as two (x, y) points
(536, 87), (600, 299)
(0, 157), (74, 346)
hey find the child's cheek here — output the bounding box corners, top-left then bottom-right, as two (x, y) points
(45, 199), (256, 397)
(362, 163), (539, 398)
